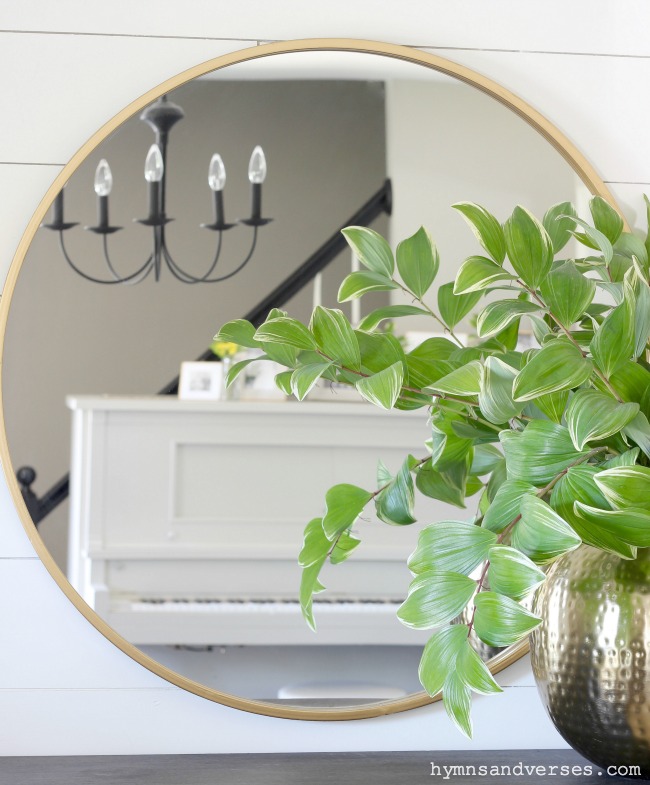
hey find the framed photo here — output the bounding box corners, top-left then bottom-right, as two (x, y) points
(178, 361), (223, 400)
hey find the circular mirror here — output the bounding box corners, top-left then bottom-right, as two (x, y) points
(0, 39), (619, 719)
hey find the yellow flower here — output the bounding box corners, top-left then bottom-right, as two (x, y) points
(211, 340), (239, 359)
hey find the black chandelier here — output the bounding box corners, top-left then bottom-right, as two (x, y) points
(42, 96), (272, 284)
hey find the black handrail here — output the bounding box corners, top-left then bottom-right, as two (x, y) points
(17, 179), (392, 525)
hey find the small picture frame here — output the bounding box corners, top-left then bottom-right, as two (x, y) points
(178, 361), (224, 400)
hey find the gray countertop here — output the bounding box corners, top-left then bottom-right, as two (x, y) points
(0, 750), (636, 785)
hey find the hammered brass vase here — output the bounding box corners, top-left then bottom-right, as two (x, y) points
(531, 545), (650, 776)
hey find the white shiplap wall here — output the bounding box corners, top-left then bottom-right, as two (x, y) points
(1, 0), (648, 755)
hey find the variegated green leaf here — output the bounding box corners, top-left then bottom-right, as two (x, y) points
(593, 466), (650, 511)
(355, 361), (404, 409)
(476, 299), (541, 338)
(479, 356), (523, 424)
(214, 318), (262, 349)
(375, 456), (417, 526)
(600, 361), (650, 405)
(290, 361), (333, 401)
(418, 625), (468, 697)
(550, 466), (636, 559)
(487, 546), (545, 601)
(274, 370), (293, 394)
(574, 502), (650, 547)
(571, 216), (614, 264)
(300, 559), (326, 631)
(454, 256), (515, 294)
(427, 360), (482, 397)
(330, 529), (361, 565)
(398, 570), (476, 629)
(430, 412), (474, 472)
(225, 356), (261, 388)
(408, 521), (497, 576)
(438, 282), (483, 329)
(512, 496), (581, 564)
(453, 202), (506, 263)
(616, 229), (649, 267)
(356, 330), (406, 375)
(602, 448), (640, 469)
(298, 517), (330, 568)
(310, 306), (361, 371)
(590, 283), (635, 378)
(255, 317), (317, 351)
(482, 479), (537, 533)
(409, 336), (458, 362)
(543, 201), (577, 253)
(415, 459), (469, 509)
(443, 671), (473, 739)
(470, 444), (504, 476)
(500, 421), (589, 485)
(566, 389), (639, 450)
(358, 305), (430, 332)
(589, 196), (624, 245)
(512, 340), (592, 402)
(624, 412), (650, 459)
(534, 388), (569, 424)
(644, 195), (650, 273)
(396, 226), (439, 298)
(539, 260), (596, 328)
(504, 206), (554, 288)
(322, 483), (372, 540)
(456, 640), (503, 695)
(473, 591), (542, 647)
(628, 268), (650, 359)
(337, 270), (398, 301)
(341, 226), (394, 277)
(265, 342), (299, 369)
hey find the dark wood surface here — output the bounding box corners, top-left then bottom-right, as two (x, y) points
(0, 750), (638, 785)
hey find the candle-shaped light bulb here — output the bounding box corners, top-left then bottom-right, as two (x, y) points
(248, 145), (267, 184)
(144, 144), (164, 183)
(208, 154), (226, 191)
(94, 159), (113, 196)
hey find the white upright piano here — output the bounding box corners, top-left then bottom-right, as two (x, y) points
(66, 396), (439, 647)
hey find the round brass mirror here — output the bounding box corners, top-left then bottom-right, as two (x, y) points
(0, 38), (620, 720)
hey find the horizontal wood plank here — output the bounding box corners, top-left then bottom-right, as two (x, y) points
(2, 0), (649, 57)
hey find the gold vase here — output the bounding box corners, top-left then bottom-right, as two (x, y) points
(531, 545), (650, 776)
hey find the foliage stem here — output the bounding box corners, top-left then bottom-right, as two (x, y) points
(316, 350), (482, 409)
(394, 280), (465, 348)
(465, 444), (608, 638)
(518, 280), (624, 403)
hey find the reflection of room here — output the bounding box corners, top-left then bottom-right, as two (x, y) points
(5, 77), (389, 566)
(3, 64), (587, 704)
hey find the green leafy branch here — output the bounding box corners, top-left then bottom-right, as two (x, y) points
(213, 192), (650, 738)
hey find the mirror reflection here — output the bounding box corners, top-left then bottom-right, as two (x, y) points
(2, 50), (590, 707)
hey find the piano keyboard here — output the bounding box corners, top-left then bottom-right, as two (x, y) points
(130, 597), (404, 613)
(106, 596), (428, 646)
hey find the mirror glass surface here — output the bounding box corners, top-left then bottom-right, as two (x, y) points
(2, 48), (591, 709)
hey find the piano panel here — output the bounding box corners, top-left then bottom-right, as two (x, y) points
(67, 397), (462, 646)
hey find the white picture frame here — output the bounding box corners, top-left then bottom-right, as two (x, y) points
(178, 361), (224, 400)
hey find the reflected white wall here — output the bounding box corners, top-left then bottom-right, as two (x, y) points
(386, 79), (586, 333)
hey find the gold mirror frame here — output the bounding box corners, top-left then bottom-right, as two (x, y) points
(0, 38), (622, 721)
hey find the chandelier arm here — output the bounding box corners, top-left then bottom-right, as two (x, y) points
(160, 231), (224, 284)
(58, 233), (155, 285)
(101, 235), (155, 285)
(162, 247), (205, 283)
(193, 226), (259, 284)
(160, 245), (211, 284)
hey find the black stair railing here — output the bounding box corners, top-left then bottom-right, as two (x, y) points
(17, 179), (392, 525)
